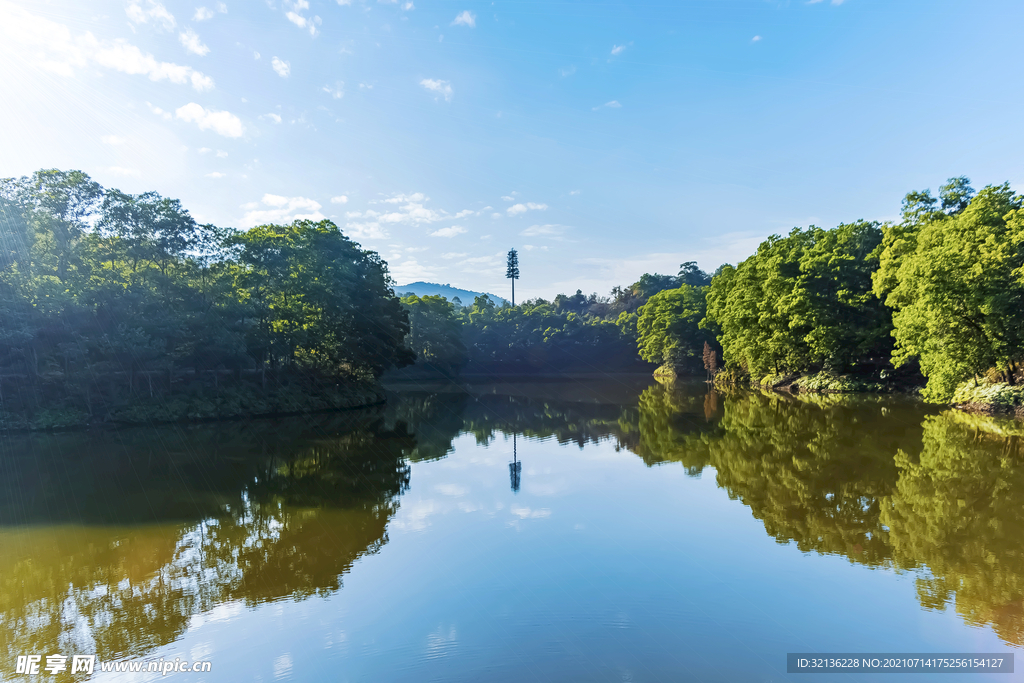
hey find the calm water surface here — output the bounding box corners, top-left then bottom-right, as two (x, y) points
(2, 379), (1023, 682)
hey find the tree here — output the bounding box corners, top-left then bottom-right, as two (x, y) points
(678, 261), (711, 287)
(229, 220), (414, 377)
(400, 294), (468, 375)
(873, 182), (1024, 401)
(22, 169), (103, 283)
(506, 248), (519, 305)
(702, 341), (717, 381)
(636, 284), (711, 372)
(704, 222), (890, 379)
(939, 176), (975, 215)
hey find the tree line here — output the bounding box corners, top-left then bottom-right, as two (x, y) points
(0, 169), (412, 425)
(5, 168), (1021, 420)
(632, 176), (1024, 403)
(396, 261), (716, 376)
(400, 175), (1024, 404)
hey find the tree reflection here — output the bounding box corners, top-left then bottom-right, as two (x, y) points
(882, 412), (1024, 645)
(4, 380), (1024, 667)
(635, 383), (1024, 646)
(0, 411), (412, 671)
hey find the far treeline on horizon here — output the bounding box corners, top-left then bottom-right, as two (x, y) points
(1, 169), (1023, 428)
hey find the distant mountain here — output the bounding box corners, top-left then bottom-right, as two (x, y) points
(395, 281), (507, 306)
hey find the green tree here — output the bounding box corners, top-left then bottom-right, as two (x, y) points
(21, 169), (103, 283)
(705, 222), (890, 379)
(636, 284), (711, 371)
(230, 220), (413, 377)
(400, 294), (468, 375)
(873, 183), (1024, 401)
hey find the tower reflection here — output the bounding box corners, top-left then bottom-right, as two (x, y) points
(509, 433), (522, 492)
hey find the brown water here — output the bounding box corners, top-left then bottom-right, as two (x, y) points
(1, 379), (1022, 681)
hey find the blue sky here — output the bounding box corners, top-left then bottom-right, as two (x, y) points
(2, 0), (1023, 299)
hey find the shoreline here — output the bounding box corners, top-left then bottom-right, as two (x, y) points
(712, 371), (1024, 419)
(0, 381), (387, 433)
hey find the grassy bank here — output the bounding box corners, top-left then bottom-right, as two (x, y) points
(950, 380), (1024, 418)
(711, 369), (1024, 418)
(713, 370), (912, 393)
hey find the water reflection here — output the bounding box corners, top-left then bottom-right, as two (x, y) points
(0, 410), (412, 670)
(634, 383), (1024, 647)
(2, 378), (1024, 672)
(510, 434), (522, 493)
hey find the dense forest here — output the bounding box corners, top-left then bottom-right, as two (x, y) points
(699, 177), (1024, 405)
(394, 262), (714, 377)
(397, 175), (1024, 411)
(0, 169), (412, 428)
(3, 169), (1023, 428)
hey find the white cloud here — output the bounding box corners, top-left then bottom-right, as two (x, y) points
(285, 0), (321, 36)
(179, 28), (210, 56)
(218, 3), (228, 12)
(521, 224), (567, 237)
(101, 135), (126, 145)
(420, 78), (453, 102)
(592, 100), (621, 110)
(253, 51), (260, 60)
(501, 195), (514, 202)
(559, 65), (576, 77)
(441, 252), (467, 259)
(198, 147), (211, 154)
(344, 191), (450, 240)
(569, 190), (580, 195)
(194, 7), (215, 21)
(146, 101), (172, 119)
(751, 35), (762, 42)
(216, 149), (228, 157)
(453, 209), (475, 218)
(126, 0), (176, 30)
(205, 172), (225, 178)
(321, 82), (344, 99)
(511, 506), (551, 519)
(241, 194), (325, 226)
(611, 43), (630, 55)
(286, 12), (319, 36)
(330, 195), (349, 204)
(90, 39), (216, 90)
(175, 102), (244, 137)
(346, 222), (388, 240)
(451, 10), (475, 27)
(272, 57), (290, 77)
(259, 113), (282, 123)
(0, 7), (216, 90)
(389, 258), (437, 283)
(430, 226), (466, 238)
(380, 192), (425, 204)
(402, 1), (414, 9)
(435, 484), (467, 497)
(507, 202), (548, 216)
(107, 166), (141, 176)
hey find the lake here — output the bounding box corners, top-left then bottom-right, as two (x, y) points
(2, 378), (1023, 681)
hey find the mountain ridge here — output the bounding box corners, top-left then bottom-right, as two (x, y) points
(395, 281), (508, 306)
